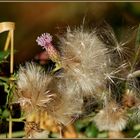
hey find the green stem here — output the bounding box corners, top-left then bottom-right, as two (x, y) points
(134, 132), (140, 138)
(8, 113), (12, 138)
(6, 117), (25, 122)
(0, 131), (25, 138)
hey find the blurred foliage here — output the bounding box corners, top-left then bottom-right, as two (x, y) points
(0, 50), (11, 136)
(0, 49), (20, 137)
(1, 2), (140, 138)
(0, 51), (10, 64)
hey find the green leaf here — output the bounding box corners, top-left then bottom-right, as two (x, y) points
(0, 76), (9, 82)
(0, 50), (10, 62)
(2, 109), (10, 118)
(3, 82), (9, 94)
(0, 108), (2, 115)
(134, 124), (140, 130)
(85, 123), (99, 138)
(97, 132), (108, 138)
(75, 120), (90, 132)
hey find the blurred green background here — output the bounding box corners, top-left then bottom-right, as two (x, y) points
(0, 2), (140, 138)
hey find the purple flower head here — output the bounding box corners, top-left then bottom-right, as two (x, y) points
(36, 33), (52, 49)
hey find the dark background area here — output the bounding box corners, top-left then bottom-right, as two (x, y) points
(0, 2), (140, 65)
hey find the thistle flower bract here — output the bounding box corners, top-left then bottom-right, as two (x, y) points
(36, 33), (61, 71)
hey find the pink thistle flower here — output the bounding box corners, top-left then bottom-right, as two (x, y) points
(36, 33), (61, 66)
(36, 33), (52, 50)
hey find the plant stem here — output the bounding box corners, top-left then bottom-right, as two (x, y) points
(4, 31), (11, 51)
(8, 106), (12, 138)
(6, 117), (25, 122)
(134, 132), (140, 138)
(0, 131), (25, 138)
(10, 30), (14, 74)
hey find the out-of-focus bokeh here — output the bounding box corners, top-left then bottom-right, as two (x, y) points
(1, 2), (140, 138)
(0, 2), (140, 65)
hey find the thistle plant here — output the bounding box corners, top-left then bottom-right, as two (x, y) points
(36, 33), (62, 73)
(13, 22), (140, 138)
